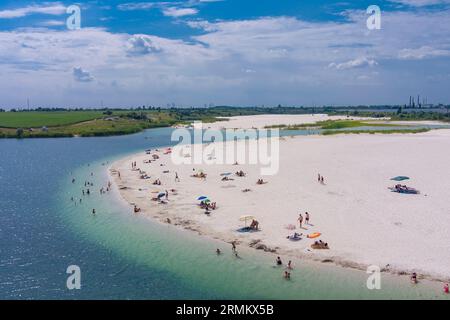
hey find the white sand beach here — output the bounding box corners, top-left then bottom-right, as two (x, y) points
(110, 115), (450, 281)
(202, 114), (371, 129)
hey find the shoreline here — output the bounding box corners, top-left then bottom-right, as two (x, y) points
(108, 116), (449, 282)
(109, 152), (449, 284)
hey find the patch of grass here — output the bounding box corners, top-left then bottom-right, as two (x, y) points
(265, 120), (397, 130)
(321, 128), (430, 135)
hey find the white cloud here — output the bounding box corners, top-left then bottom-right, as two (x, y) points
(389, 0), (450, 6)
(0, 2), (66, 19)
(73, 67), (94, 82)
(1, 9), (450, 107)
(117, 2), (162, 11)
(162, 7), (198, 17)
(127, 35), (162, 55)
(329, 57), (378, 70)
(398, 46), (450, 59)
(37, 20), (65, 27)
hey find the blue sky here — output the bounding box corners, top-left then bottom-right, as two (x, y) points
(1, 0), (450, 108)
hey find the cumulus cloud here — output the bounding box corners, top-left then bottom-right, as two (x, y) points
(0, 2), (66, 19)
(73, 67), (94, 82)
(126, 35), (162, 55)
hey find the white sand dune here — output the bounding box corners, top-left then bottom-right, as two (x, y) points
(111, 118), (450, 281)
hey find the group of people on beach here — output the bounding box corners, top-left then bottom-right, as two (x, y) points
(256, 178), (267, 185)
(317, 173), (325, 184)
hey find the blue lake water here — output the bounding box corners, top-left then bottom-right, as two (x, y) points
(0, 128), (448, 300)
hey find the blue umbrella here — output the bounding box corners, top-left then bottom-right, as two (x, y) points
(158, 192), (166, 198)
(197, 196), (208, 201)
(391, 176), (410, 182)
(220, 172), (232, 176)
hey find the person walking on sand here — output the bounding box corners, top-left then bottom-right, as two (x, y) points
(175, 172), (180, 182)
(231, 241), (236, 253)
(318, 173), (321, 182)
(298, 213), (303, 228)
(305, 212), (310, 225)
(165, 190), (169, 200)
(444, 283), (449, 294)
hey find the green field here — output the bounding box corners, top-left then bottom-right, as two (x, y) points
(0, 111), (105, 128)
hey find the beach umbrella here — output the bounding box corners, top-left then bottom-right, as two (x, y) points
(197, 196), (208, 201)
(391, 176), (410, 181)
(239, 215), (255, 227)
(157, 192), (166, 198)
(220, 172), (232, 176)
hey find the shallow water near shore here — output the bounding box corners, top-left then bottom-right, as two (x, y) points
(0, 127), (448, 299)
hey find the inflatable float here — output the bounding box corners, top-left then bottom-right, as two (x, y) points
(307, 232), (321, 239)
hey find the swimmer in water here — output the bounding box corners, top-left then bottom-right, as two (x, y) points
(287, 260), (293, 269)
(216, 248), (221, 255)
(276, 257), (283, 266)
(411, 272), (418, 284)
(92, 209), (96, 215)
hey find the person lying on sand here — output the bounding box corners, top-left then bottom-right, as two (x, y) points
(242, 188), (251, 193)
(286, 232), (302, 241)
(311, 240), (329, 250)
(235, 170), (246, 177)
(191, 172), (207, 179)
(256, 179), (267, 185)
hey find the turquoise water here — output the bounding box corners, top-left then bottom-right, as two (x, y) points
(1, 128), (448, 299)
